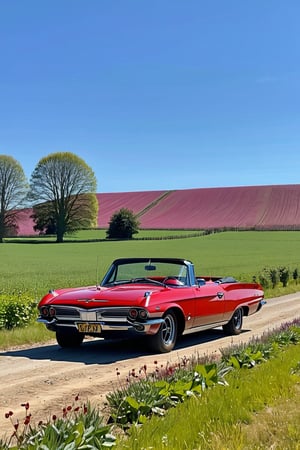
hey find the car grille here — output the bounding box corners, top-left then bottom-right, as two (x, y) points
(100, 308), (130, 318)
(53, 306), (80, 319)
(53, 305), (130, 323)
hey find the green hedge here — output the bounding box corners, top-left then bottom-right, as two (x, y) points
(0, 294), (37, 330)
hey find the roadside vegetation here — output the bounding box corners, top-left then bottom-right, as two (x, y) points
(118, 334), (300, 450)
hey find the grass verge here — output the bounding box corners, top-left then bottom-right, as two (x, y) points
(118, 344), (300, 449)
(0, 322), (53, 350)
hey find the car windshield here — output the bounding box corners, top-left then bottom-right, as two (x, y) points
(102, 260), (188, 286)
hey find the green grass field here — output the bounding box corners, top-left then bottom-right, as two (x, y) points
(2, 230), (300, 298)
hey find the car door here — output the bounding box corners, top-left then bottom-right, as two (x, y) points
(192, 282), (226, 328)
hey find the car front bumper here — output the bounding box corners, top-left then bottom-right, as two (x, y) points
(37, 316), (164, 336)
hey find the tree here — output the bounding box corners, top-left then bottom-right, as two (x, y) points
(0, 155), (28, 243)
(29, 152), (98, 242)
(30, 201), (58, 235)
(106, 208), (140, 239)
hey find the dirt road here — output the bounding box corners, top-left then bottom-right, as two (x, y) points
(0, 293), (299, 439)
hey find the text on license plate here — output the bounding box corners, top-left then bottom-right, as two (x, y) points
(77, 323), (102, 333)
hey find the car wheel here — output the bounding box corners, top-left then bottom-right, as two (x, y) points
(223, 307), (243, 335)
(56, 329), (84, 348)
(148, 310), (178, 353)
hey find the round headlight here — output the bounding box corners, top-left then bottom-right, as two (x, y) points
(49, 307), (56, 317)
(41, 307), (49, 317)
(139, 309), (148, 320)
(129, 309), (138, 319)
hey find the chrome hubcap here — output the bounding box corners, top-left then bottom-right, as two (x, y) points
(162, 314), (176, 345)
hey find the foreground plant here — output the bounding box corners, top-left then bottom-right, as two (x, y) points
(107, 359), (232, 427)
(0, 294), (37, 330)
(221, 318), (300, 369)
(1, 396), (116, 449)
(120, 343), (300, 450)
(107, 319), (300, 429)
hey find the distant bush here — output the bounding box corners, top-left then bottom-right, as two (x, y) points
(269, 268), (279, 288)
(258, 268), (271, 289)
(293, 267), (299, 283)
(278, 266), (290, 287)
(258, 265), (295, 289)
(0, 294), (37, 330)
(106, 208), (140, 239)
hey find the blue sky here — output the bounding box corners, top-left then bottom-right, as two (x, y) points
(1, 0), (299, 192)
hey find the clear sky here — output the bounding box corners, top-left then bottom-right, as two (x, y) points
(1, 0), (299, 192)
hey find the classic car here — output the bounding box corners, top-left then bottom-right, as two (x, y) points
(37, 257), (265, 353)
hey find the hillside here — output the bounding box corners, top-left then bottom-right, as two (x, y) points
(97, 184), (300, 230)
(14, 184), (300, 235)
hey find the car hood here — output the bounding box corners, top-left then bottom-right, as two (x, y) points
(40, 284), (165, 307)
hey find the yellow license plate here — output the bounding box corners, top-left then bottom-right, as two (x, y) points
(76, 323), (102, 333)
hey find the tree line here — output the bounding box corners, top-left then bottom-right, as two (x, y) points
(0, 152), (139, 243)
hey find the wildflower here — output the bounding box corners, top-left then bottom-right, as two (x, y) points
(166, 365), (175, 376)
(181, 356), (189, 366)
(21, 402), (30, 410)
(24, 415), (31, 425)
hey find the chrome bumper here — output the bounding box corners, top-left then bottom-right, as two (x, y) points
(37, 317), (164, 334)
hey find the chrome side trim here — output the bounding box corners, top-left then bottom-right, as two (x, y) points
(182, 321), (228, 335)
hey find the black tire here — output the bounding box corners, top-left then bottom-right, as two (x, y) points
(148, 310), (178, 353)
(56, 329), (84, 348)
(223, 307), (243, 335)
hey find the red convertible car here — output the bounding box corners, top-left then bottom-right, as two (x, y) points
(37, 257), (265, 353)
